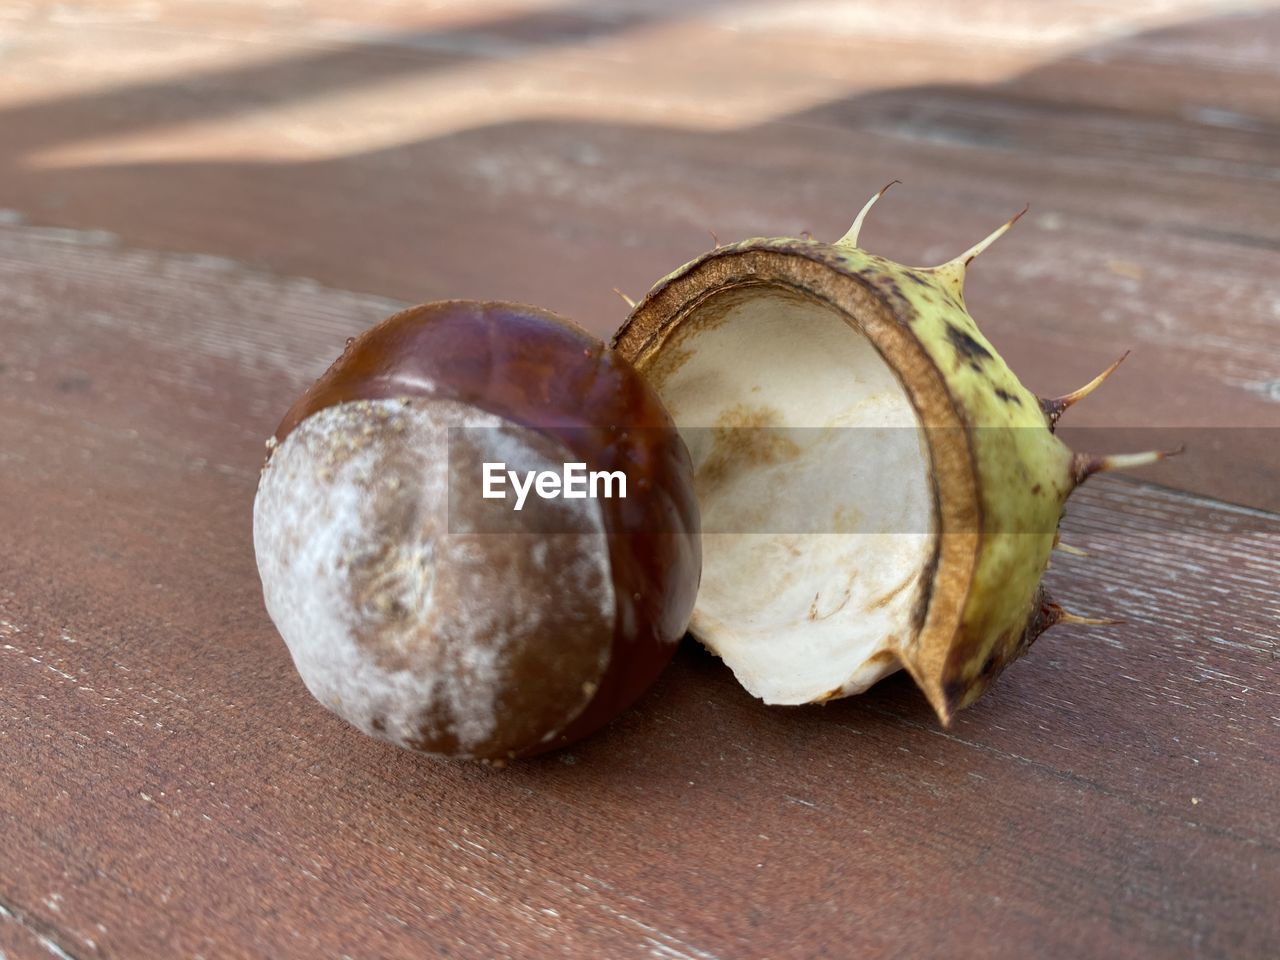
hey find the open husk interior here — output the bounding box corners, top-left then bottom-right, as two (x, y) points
(615, 193), (1175, 723)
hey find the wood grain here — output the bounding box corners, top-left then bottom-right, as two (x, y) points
(0, 2), (1277, 957)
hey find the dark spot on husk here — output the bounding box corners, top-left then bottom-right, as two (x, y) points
(947, 324), (994, 363)
(983, 631), (1017, 679)
(1016, 587), (1060, 656)
(942, 678), (967, 712)
(994, 387), (1021, 406)
(904, 270), (930, 286)
(1032, 483), (1042, 494)
(910, 533), (941, 636)
(872, 272), (914, 317)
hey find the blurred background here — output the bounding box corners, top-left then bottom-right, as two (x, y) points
(2, 0), (1278, 506)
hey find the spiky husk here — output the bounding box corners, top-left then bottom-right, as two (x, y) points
(613, 202), (1163, 723)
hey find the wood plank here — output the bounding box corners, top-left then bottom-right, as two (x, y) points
(1, 224), (1277, 959)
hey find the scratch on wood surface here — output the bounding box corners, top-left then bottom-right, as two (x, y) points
(785, 795), (817, 808)
(0, 899), (82, 960)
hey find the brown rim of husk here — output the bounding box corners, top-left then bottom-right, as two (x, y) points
(612, 243), (983, 723)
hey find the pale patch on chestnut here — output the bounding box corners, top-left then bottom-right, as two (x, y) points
(253, 397), (615, 758)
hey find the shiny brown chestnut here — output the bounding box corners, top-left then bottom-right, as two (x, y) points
(253, 301), (700, 760)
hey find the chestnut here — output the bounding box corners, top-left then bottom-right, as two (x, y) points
(253, 301), (700, 760)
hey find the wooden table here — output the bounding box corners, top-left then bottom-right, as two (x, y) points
(1, 2), (1277, 957)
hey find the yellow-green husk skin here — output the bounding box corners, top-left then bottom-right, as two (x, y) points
(614, 233), (1081, 723)
(839, 242), (1077, 716)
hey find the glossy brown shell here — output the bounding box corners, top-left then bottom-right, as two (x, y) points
(271, 300), (701, 757)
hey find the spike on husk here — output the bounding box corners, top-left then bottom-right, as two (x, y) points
(929, 204), (1029, 300)
(612, 188), (1173, 725)
(1073, 446), (1183, 485)
(836, 179), (900, 249)
(1054, 541), (1089, 557)
(1051, 607), (1122, 627)
(1041, 351), (1129, 429)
